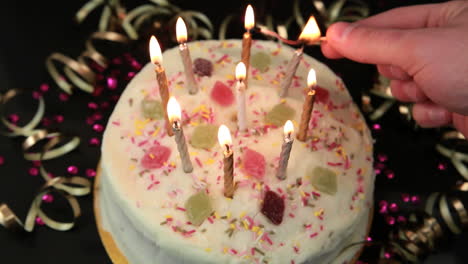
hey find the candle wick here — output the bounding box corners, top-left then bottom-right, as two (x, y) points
(173, 120), (181, 130)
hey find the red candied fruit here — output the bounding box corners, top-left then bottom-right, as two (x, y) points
(261, 190), (285, 225)
(242, 148), (266, 180)
(210, 81), (234, 107)
(141, 145), (171, 169)
(314, 86), (329, 104)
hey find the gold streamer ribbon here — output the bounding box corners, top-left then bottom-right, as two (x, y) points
(436, 131), (468, 181)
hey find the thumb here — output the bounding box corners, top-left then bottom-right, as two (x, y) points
(325, 22), (419, 68)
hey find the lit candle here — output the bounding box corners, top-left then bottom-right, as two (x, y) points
(241, 5), (255, 89)
(297, 69), (317, 142)
(218, 125), (235, 198)
(167, 97), (193, 173)
(277, 120), (294, 180)
(176, 17), (198, 95)
(149, 36), (173, 136)
(280, 16), (321, 98)
(235, 62), (247, 131)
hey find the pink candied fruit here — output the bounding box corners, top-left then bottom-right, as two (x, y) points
(141, 145), (171, 169)
(242, 148), (266, 180)
(210, 81), (234, 107)
(314, 86), (329, 104)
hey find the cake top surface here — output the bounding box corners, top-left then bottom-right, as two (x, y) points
(102, 39), (374, 264)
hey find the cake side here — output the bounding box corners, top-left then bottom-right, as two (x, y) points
(101, 40), (374, 264)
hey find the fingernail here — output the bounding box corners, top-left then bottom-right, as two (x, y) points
(330, 22), (356, 42)
(428, 108), (447, 122)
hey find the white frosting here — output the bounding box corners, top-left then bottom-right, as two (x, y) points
(101, 40), (374, 264)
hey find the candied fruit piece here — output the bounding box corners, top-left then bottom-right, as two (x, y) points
(242, 148), (266, 180)
(193, 58), (213, 77)
(310, 167), (337, 195)
(141, 98), (164, 119)
(141, 145), (171, 169)
(265, 103), (295, 127)
(185, 191), (213, 226)
(190, 124), (218, 149)
(315, 87), (329, 104)
(211, 81), (234, 107)
(251, 52), (271, 72)
(261, 190), (285, 225)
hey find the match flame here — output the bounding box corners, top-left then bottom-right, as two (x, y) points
(298, 16), (321, 43)
(235, 62), (246, 81)
(284, 120), (294, 138)
(218, 125), (232, 152)
(244, 5), (255, 31)
(149, 36), (163, 64)
(307, 69), (317, 88)
(167, 96), (181, 123)
(176, 17), (188, 43)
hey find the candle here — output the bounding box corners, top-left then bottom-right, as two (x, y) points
(176, 17), (198, 95)
(297, 69), (317, 142)
(277, 120), (294, 180)
(167, 97), (193, 173)
(149, 36), (173, 136)
(218, 125), (235, 198)
(241, 4), (255, 89)
(235, 62), (247, 131)
(280, 16), (321, 98)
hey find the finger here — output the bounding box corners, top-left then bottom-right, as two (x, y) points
(412, 102), (452, 128)
(452, 113), (468, 139)
(321, 42), (343, 59)
(377, 64), (411, 80)
(325, 22), (419, 66)
(356, 3), (452, 29)
(390, 80), (428, 102)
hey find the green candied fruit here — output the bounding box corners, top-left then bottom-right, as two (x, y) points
(190, 124), (218, 149)
(141, 98), (164, 119)
(310, 167), (337, 195)
(251, 52), (272, 72)
(265, 103), (295, 127)
(185, 191), (213, 226)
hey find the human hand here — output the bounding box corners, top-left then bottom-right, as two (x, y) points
(321, 0), (468, 138)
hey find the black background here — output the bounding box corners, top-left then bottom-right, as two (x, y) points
(0, 0), (466, 263)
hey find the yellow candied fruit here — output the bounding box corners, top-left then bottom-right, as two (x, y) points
(129, 165), (136, 171)
(254, 75), (263, 81)
(164, 215), (172, 219)
(205, 248), (212, 252)
(223, 247), (228, 254)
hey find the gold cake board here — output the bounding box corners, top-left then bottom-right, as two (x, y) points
(94, 165), (373, 264)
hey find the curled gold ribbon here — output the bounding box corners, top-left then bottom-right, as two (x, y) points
(0, 89), (45, 137)
(436, 131), (468, 181)
(22, 130), (80, 161)
(82, 31), (130, 69)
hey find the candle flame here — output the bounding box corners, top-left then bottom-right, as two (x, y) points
(218, 125), (232, 152)
(149, 36), (163, 64)
(307, 69), (317, 88)
(284, 120), (294, 137)
(176, 17), (188, 43)
(235, 62), (246, 81)
(244, 5), (255, 30)
(298, 16), (321, 43)
(167, 96), (181, 123)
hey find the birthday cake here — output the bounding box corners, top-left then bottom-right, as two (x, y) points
(100, 39), (374, 264)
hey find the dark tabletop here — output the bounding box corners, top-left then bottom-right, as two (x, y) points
(0, 0), (466, 263)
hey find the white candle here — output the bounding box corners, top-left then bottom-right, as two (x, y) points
(277, 120), (294, 180)
(167, 97), (193, 173)
(235, 62), (247, 131)
(279, 16), (321, 98)
(176, 17), (198, 95)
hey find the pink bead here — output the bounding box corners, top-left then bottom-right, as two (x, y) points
(8, 114), (20, 123)
(437, 162), (447, 171)
(86, 169), (96, 178)
(374, 168), (381, 175)
(67, 166), (78, 175)
(130, 60), (142, 70)
(389, 203), (398, 213)
(59, 93), (69, 102)
(40, 84), (50, 92)
(372, 123), (381, 131)
(385, 215), (395, 225)
(89, 137), (100, 146)
(29, 167), (39, 176)
(397, 215), (407, 223)
(377, 154), (388, 162)
(0, 156), (4, 165)
(384, 252), (392, 259)
(93, 124), (104, 133)
(385, 170), (395, 179)
(35, 217), (45, 226)
(126, 72), (136, 80)
(92, 113), (103, 121)
(379, 200), (388, 214)
(107, 77), (118, 90)
(366, 236), (372, 242)
(88, 102), (98, 110)
(401, 193), (410, 203)
(54, 115), (64, 123)
(32, 91), (42, 99)
(42, 194), (54, 203)
(411, 195), (420, 204)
